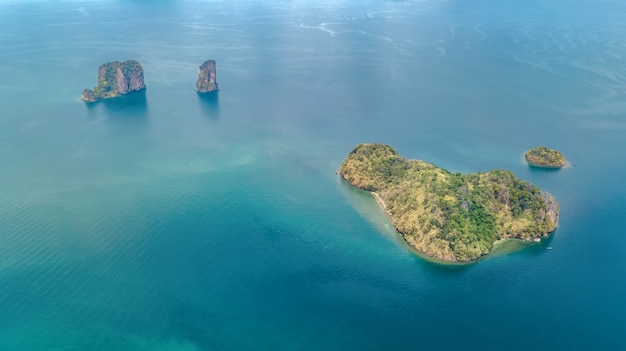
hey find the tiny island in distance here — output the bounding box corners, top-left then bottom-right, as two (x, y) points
(82, 60), (146, 102)
(339, 143), (559, 262)
(196, 60), (219, 93)
(525, 146), (566, 168)
(81, 59), (220, 102)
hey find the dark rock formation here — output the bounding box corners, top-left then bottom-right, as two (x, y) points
(82, 60), (146, 102)
(196, 60), (219, 93)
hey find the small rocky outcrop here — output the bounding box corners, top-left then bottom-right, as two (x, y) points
(525, 146), (566, 168)
(82, 60), (146, 102)
(196, 60), (219, 93)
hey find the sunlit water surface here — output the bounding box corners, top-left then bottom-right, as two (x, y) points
(1, 0), (625, 349)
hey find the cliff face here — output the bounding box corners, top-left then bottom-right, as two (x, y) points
(82, 60), (146, 102)
(540, 190), (559, 227)
(196, 60), (219, 93)
(340, 143), (560, 262)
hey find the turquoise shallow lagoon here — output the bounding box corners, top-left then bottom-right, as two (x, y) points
(1, 0), (625, 349)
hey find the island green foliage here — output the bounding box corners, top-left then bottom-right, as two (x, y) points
(340, 143), (559, 262)
(525, 146), (566, 168)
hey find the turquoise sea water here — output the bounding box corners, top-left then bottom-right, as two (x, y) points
(1, 0), (626, 349)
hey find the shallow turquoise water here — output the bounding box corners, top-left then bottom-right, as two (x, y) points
(1, 0), (625, 350)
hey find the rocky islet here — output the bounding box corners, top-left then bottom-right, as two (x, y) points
(82, 60), (146, 102)
(82, 59), (219, 101)
(196, 60), (219, 93)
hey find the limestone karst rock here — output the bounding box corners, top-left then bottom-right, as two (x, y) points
(196, 60), (219, 93)
(82, 60), (146, 102)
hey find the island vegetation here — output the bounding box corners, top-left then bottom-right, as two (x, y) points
(82, 60), (146, 102)
(525, 146), (566, 168)
(339, 143), (559, 262)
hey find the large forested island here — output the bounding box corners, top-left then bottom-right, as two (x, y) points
(340, 144), (559, 262)
(82, 60), (146, 102)
(525, 146), (566, 168)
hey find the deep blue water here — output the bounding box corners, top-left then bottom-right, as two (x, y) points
(1, 0), (625, 350)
